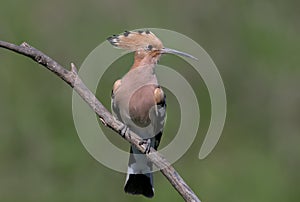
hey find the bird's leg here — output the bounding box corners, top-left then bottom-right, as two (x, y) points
(139, 139), (151, 154)
(118, 124), (129, 138)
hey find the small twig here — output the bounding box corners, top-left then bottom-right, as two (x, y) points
(0, 40), (201, 202)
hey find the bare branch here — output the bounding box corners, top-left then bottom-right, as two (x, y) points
(0, 40), (201, 202)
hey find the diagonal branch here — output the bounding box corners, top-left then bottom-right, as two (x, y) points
(0, 40), (201, 202)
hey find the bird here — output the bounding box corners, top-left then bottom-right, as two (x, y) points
(107, 30), (197, 198)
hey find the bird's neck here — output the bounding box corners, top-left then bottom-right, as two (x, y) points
(131, 51), (160, 70)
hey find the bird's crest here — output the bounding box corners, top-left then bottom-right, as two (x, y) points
(107, 30), (163, 52)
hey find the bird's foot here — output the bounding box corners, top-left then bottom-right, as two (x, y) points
(118, 124), (128, 138)
(139, 139), (151, 154)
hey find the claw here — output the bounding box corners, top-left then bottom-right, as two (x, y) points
(118, 124), (128, 138)
(139, 139), (151, 154)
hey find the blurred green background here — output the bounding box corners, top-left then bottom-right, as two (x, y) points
(1, 0), (299, 201)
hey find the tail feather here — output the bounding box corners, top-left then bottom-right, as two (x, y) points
(124, 173), (154, 198)
(124, 145), (154, 198)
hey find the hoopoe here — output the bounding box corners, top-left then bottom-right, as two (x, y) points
(107, 30), (197, 198)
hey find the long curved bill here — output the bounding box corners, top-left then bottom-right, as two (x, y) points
(161, 48), (198, 60)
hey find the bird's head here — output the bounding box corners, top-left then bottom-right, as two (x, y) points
(107, 30), (197, 65)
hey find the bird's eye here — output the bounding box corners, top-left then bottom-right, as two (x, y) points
(147, 45), (153, 51)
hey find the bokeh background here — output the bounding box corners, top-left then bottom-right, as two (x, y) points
(1, 0), (299, 202)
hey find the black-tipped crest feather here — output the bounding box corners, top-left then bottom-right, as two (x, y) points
(107, 30), (163, 51)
